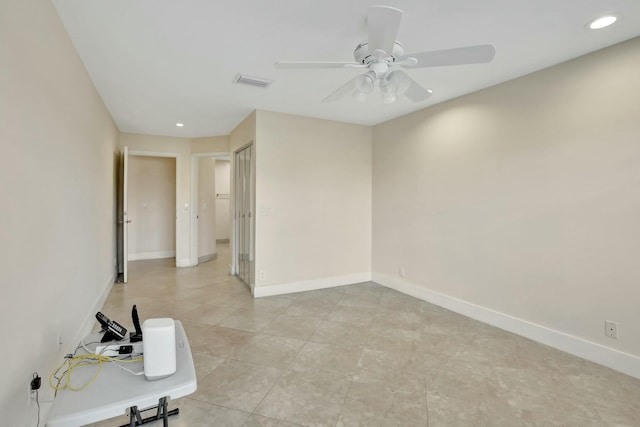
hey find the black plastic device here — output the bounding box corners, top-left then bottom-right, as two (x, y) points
(96, 312), (127, 342)
(130, 305), (143, 343)
(118, 345), (134, 354)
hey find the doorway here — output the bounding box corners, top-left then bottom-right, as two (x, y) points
(234, 143), (254, 287)
(190, 153), (231, 266)
(117, 148), (180, 283)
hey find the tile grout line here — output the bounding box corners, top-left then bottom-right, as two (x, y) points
(424, 374), (430, 427)
(333, 377), (355, 427)
(244, 300), (327, 425)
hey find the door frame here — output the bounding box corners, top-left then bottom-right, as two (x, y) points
(127, 150), (181, 268)
(189, 152), (230, 267)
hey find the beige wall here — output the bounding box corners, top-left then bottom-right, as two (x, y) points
(192, 136), (229, 154)
(128, 156), (176, 259)
(230, 112), (256, 153)
(0, 0), (119, 423)
(254, 111), (372, 293)
(372, 38), (640, 366)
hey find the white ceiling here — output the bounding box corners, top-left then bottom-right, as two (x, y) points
(51, 0), (640, 138)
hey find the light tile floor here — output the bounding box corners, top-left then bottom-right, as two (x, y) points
(90, 244), (640, 426)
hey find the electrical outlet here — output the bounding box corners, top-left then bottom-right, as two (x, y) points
(605, 320), (618, 339)
(259, 270), (265, 281)
(57, 334), (63, 352)
(399, 266), (405, 278)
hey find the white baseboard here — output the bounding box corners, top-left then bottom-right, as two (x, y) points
(253, 272), (372, 298)
(73, 272), (116, 349)
(128, 250), (175, 261)
(176, 258), (192, 267)
(198, 253), (217, 264)
(373, 272), (640, 379)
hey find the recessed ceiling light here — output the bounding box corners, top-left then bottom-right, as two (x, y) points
(587, 15), (618, 30)
(176, 123), (184, 127)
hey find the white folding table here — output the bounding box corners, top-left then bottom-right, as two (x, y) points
(46, 320), (197, 427)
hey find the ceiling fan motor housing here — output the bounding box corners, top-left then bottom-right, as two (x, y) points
(354, 41), (404, 65)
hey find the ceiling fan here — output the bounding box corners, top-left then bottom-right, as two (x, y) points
(275, 5), (496, 104)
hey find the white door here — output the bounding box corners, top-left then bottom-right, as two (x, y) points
(122, 147), (130, 283)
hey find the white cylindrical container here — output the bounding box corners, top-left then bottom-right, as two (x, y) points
(142, 318), (176, 381)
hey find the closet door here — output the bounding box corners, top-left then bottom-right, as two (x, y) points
(244, 145), (253, 286)
(234, 144), (253, 286)
(236, 147), (246, 283)
(235, 148), (244, 281)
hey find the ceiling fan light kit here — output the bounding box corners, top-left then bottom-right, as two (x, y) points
(275, 5), (495, 105)
(380, 81), (397, 104)
(355, 72), (375, 94)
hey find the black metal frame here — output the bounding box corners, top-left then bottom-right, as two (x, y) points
(118, 397), (179, 427)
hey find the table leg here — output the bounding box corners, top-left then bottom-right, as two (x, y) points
(120, 397), (179, 427)
(156, 396), (168, 427)
(129, 406), (143, 427)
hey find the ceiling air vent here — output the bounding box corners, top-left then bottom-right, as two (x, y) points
(234, 74), (273, 88)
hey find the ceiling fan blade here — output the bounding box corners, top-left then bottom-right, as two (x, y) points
(322, 77), (358, 102)
(401, 44), (496, 68)
(275, 61), (361, 69)
(390, 70), (432, 102)
(403, 79), (432, 103)
(367, 6), (403, 55)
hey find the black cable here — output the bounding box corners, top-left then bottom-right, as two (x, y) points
(30, 372), (41, 427)
(35, 390), (40, 427)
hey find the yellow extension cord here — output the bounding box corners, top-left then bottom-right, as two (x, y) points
(50, 353), (144, 395)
